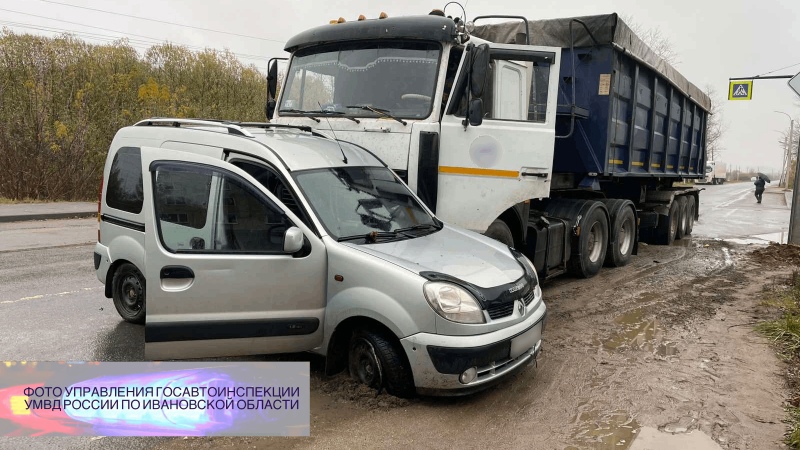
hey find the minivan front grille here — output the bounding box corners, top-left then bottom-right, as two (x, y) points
(487, 302), (514, 320)
(486, 288), (537, 320)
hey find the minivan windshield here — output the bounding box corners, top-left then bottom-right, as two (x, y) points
(293, 166), (439, 241)
(279, 41), (441, 120)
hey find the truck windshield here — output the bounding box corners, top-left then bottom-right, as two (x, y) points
(280, 41), (441, 120)
(293, 166), (439, 241)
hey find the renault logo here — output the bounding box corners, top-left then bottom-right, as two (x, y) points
(517, 300), (525, 316)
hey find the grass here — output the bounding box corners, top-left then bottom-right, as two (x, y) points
(757, 270), (800, 447)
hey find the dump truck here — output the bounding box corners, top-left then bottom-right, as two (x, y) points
(265, 10), (710, 279)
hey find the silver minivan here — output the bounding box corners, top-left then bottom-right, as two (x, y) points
(94, 118), (546, 396)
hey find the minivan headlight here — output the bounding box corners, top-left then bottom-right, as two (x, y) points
(423, 282), (486, 324)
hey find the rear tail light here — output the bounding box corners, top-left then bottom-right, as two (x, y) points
(97, 175), (103, 243)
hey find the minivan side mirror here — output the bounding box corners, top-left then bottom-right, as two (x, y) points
(283, 226), (304, 253)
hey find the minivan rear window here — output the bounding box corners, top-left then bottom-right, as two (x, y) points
(106, 147), (144, 214)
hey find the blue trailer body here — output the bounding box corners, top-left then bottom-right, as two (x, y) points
(553, 46), (706, 179)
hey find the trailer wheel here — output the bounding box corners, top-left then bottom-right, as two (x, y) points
(568, 204), (608, 278)
(676, 196), (689, 240)
(485, 219), (515, 248)
(656, 200), (680, 245)
(686, 196), (696, 235)
(602, 200), (636, 267)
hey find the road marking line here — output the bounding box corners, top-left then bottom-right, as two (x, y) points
(1, 287), (102, 304)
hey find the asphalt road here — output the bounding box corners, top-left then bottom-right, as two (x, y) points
(692, 182), (790, 243)
(0, 184), (792, 449)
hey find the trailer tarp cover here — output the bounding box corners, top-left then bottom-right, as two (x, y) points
(471, 13), (711, 111)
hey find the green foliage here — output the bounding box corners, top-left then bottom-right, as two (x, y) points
(0, 30), (268, 200)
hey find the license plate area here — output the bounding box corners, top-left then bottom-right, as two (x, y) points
(509, 323), (541, 359)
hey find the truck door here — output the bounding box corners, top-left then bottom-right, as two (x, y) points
(138, 147), (327, 360)
(438, 43), (561, 232)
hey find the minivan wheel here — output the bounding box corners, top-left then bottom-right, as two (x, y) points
(348, 329), (415, 398)
(112, 263), (146, 324)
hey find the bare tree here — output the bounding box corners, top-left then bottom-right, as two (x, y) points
(704, 85), (727, 162)
(619, 14), (680, 67)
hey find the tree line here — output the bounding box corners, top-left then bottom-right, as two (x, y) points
(0, 30), (268, 201)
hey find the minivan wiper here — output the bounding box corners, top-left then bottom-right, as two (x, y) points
(278, 108), (321, 123)
(345, 105), (407, 126)
(393, 223), (442, 234)
(337, 229), (417, 244)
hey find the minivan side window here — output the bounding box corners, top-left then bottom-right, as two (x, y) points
(106, 147), (144, 213)
(153, 163), (293, 253)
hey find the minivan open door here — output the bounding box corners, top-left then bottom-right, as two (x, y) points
(138, 147), (327, 360)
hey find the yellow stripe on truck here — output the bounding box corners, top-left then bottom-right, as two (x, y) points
(438, 166), (519, 178)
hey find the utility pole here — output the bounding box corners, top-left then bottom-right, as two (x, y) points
(790, 135), (800, 244)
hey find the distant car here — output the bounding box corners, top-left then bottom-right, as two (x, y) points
(93, 118), (547, 397)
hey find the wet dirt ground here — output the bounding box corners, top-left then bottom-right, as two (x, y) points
(152, 239), (792, 450)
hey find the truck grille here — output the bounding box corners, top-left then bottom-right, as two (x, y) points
(486, 289), (536, 320)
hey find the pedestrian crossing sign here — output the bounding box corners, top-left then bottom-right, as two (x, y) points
(728, 80), (753, 100)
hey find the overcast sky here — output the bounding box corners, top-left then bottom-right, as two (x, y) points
(4, 0), (800, 173)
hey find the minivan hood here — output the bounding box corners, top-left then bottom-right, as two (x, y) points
(345, 225), (524, 288)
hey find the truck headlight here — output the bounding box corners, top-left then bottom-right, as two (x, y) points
(423, 282), (486, 324)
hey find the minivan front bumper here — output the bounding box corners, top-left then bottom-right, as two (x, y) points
(400, 299), (546, 395)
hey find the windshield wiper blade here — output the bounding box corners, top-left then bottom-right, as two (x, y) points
(345, 105), (407, 126)
(278, 108), (321, 123)
(316, 110), (360, 124)
(393, 223), (442, 234)
(337, 228), (421, 243)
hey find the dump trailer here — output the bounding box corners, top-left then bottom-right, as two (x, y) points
(267, 10), (709, 279)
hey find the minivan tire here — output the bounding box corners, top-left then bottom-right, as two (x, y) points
(112, 263), (146, 324)
(348, 328), (415, 398)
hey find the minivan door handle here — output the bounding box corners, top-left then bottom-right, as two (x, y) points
(160, 266), (195, 279)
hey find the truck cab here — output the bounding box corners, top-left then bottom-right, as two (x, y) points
(270, 14), (562, 253)
(269, 11), (709, 280)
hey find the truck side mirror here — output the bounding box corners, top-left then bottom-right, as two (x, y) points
(266, 60), (279, 120)
(470, 44), (490, 98)
(267, 60), (278, 100)
(468, 98), (484, 127)
(283, 226), (304, 253)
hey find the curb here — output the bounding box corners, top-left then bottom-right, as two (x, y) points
(0, 211), (96, 223)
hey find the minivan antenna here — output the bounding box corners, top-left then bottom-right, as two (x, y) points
(318, 102), (348, 164)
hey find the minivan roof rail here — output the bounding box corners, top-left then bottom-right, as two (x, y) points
(134, 118), (256, 138)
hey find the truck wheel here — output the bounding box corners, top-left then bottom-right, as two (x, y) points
(601, 200), (636, 267)
(485, 219), (515, 248)
(675, 196), (688, 240)
(111, 263), (146, 324)
(348, 328), (415, 398)
(656, 200), (680, 245)
(712, 178), (717, 185)
(568, 204), (608, 278)
(686, 196), (696, 235)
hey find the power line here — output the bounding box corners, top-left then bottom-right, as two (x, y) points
(0, 16), (273, 63)
(758, 61), (800, 77)
(35, 0), (285, 43)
